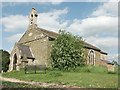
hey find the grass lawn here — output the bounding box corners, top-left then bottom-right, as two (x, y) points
(2, 66), (118, 88)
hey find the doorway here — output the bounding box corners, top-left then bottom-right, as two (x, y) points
(13, 53), (17, 70)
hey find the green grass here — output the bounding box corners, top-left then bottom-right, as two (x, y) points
(73, 65), (108, 73)
(2, 66), (118, 88)
(2, 81), (42, 88)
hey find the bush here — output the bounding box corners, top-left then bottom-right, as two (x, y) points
(0, 49), (10, 72)
(51, 30), (85, 71)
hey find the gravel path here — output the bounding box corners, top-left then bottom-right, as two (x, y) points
(1, 76), (80, 88)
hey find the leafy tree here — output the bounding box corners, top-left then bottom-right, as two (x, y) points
(50, 30), (85, 71)
(0, 49), (10, 72)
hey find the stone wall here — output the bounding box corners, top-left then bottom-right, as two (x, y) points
(107, 64), (115, 72)
(96, 60), (108, 67)
(94, 50), (101, 61)
(100, 53), (107, 60)
(23, 37), (49, 66)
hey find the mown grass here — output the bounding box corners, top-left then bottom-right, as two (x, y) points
(2, 66), (118, 88)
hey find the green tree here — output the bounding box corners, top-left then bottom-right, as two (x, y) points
(51, 30), (85, 71)
(0, 49), (10, 72)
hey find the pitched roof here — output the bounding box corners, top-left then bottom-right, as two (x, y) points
(100, 51), (108, 55)
(37, 27), (59, 38)
(83, 42), (101, 51)
(17, 44), (34, 59)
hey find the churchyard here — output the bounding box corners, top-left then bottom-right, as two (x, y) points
(2, 66), (118, 88)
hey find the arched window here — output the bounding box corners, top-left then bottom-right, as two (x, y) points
(88, 49), (95, 65)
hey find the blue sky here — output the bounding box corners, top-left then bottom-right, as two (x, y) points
(2, 2), (102, 19)
(1, 1), (118, 62)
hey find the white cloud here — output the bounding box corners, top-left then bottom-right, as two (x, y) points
(38, 8), (68, 32)
(39, 0), (64, 5)
(2, 15), (28, 32)
(86, 36), (118, 50)
(1, 0), (119, 2)
(68, 16), (118, 37)
(5, 33), (23, 42)
(2, 1), (64, 6)
(92, 2), (118, 17)
(108, 54), (119, 62)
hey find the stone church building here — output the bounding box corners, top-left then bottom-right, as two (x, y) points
(9, 8), (108, 71)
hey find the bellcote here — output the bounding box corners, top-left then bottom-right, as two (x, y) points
(28, 8), (38, 26)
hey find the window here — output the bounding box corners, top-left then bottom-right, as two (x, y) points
(49, 37), (55, 41)
(35, 14), (38, 17)
(88, 49), (95, 65)
(31, 14), (33, 17)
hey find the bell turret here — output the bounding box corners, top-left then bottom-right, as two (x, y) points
(28, 8), (38, 25)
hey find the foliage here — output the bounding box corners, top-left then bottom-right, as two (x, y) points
(0, 49), (10, 72)
(51, 30), (85, 70)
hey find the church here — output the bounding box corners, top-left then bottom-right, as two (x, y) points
(9, 8), (108, 71)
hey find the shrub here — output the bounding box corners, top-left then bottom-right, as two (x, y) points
(0, 49), (10, 72)
(51, 30), (85, 71)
